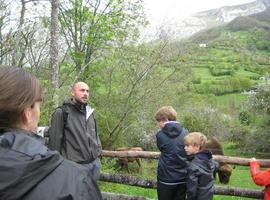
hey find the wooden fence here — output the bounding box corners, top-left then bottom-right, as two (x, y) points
(100, 150), (268, 199)
(38, 127), (267, 199)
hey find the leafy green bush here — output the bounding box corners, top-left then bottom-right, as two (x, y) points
(183, 114), (212, 135)
(209, 68), (235, 76)
(248, 73), (261, 80)
(191, 76), (201, 84)
(182, 107), (232, 140)
(240, 84), (270, 153)
(249, 85), (270, 115)
(244, 127), (270, 153)
(194, 76), (252, 95)
(244, 65), (264, 75)
(255, 40), (270, 51)
(228, 122), (250, 149)
(239, 110), (251, 125)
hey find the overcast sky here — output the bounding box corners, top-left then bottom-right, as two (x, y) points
(143, 0), (255, 25)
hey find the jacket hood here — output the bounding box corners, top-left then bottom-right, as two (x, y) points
(197, 150), (212, 159)
(0, 129), (64, 200)
(162, 121), (184, 138)
(190, 150), (215, 173)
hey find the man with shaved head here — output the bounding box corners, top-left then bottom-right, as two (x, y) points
(49, 81), (102, 182)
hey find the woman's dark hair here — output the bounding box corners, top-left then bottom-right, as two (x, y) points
(0, 66), (43, 127)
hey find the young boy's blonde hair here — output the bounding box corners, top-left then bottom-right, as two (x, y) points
(184, 132), (207, 150)
(155, 106), (177, 122)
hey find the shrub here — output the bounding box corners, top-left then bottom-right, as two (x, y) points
(193, 77), (251, 95)
(249, 85), (270, 115)
(240, 84), (270, 152)
(244, 127), (270, 153)
(182, 107), (231, 140)
(209, 68), (235, 76)
(239, 110), (251, 125)
(228, 123), (251, 147)
(191, 76), (201, 84)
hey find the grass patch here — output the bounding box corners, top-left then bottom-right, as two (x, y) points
(99, 182), (157, 199)
(213, 93), (247, 108)
(192, 66), (261, 84)
(234, 68), (260, 78)
(193, 67), (213, 82)
(100, 158), (158, 199)
(214, 165), (261, 200)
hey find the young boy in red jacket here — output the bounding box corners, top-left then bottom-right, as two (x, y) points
(250, 157), (270, 200)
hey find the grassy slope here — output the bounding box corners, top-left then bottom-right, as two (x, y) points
(190, 8), (270, 84)
(186, 12), (270, 116)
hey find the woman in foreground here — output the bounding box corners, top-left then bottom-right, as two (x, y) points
(0, 66), (102, 200)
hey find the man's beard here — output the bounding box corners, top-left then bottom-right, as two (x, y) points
(73, 97), (88, 105)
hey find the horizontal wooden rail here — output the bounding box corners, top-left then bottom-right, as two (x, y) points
(101, 150), (270, 167)
(102, 192), (149, 200)
(100, 173), (264, 199)
(102, 150), (160, 159)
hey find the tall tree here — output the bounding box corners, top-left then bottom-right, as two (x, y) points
(0, 0), (12, 64)
(88, 40), (191, 148)
(50, 0), (60, 107)
(59, 0), (146, 82)
(0, 0), (51, 69)
(11, 0), (26, 67)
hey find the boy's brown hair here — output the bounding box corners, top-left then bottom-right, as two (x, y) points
(184, 132), (207, 150)
(155, 106), (177, 122)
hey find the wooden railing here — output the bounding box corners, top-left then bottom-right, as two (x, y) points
(100, 150), (268, 199)
(102, 150), (270, 167)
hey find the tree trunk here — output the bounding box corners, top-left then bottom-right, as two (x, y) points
(50, 0), (60, 108)
(12, 0), (26, 67)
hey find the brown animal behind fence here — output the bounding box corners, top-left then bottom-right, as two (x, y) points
(116, 147), (143, 173)
(205, 137), (233, 184)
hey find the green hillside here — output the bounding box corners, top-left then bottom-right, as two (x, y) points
(186, 9), (270, 98)
(162, 9), (270, 147)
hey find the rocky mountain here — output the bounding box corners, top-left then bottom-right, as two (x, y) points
(153, 0), (270, 40)
(193, 0), (269, 24)
(190, 6), (270, 43)
(227, 6), (270, 32)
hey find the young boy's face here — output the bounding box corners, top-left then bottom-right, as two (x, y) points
(184, 144), (200, 155)
(157, 120), (167, 129)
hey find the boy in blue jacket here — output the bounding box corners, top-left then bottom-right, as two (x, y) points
(184, 132), (218, 200)
(155, 106), (189, 200)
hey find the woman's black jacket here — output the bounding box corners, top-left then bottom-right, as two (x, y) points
(0, 128), (102, 200)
